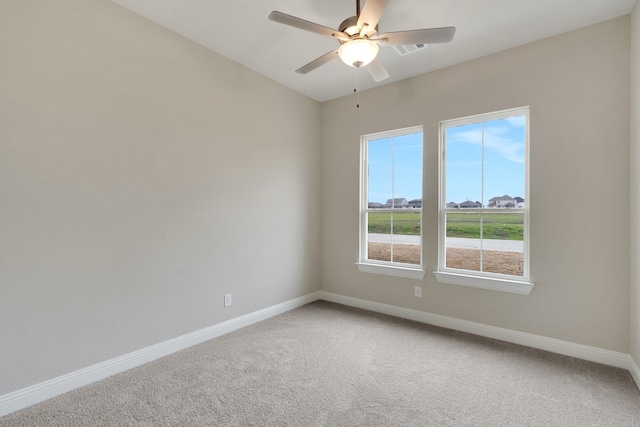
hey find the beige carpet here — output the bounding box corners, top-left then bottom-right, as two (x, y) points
(1, 301), (639, 426)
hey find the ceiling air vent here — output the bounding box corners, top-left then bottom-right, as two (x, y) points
(392, 43), (427, 56)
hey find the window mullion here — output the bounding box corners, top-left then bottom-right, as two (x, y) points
(390, 136), (395, 262)
(480, 121), (485, 272)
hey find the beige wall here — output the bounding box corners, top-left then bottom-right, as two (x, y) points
(321, 17), (631, 352)
(0, 0), (321, 394)
(631, 2), (640, 364)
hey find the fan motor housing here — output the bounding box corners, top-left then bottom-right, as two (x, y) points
(338, 16), (378, 43)
(339, 16), (358, 35)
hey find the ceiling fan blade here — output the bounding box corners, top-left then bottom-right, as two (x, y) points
(295, 49), (339, 74)
(366, 57), (390, 82)
(357, 0), (389, 35)
(376, 27), (456, 47)
(269, 11), (346, 41)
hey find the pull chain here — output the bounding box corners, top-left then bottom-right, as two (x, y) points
(353, 66), (360, 108)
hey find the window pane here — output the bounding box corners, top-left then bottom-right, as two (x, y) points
(481, 212), (524, 276)
(367, 137), (393, 208)
(483, 116), (526, 208)
(393, 246), (421, 264)
(445, 123), (482, 207)
(367, 211), (421, 265)
(392, 211), (420, 235)
(392, 212), (420, 265)
(481, 211), (524, 241)
(445, 209), (525, 275)
(368, 211), (391, 234)
(367, 211), (391, 262)
(445, 212), (481, 272)
(394, 132), (423, 209)
(368, 241), (392, 262)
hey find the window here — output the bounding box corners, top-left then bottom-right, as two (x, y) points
(357, 126), (425, 279)
(434, 107), (533, 294)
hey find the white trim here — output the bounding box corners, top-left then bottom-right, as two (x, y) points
(433, 271), (534, 295)
(0, 292), (320, 417)
(2, 290), (635, 418)
(441, 106), (532, 127)
(356, 262), (426, 280)
(630, 356), (640, 390)
(318, 291), (630, 370)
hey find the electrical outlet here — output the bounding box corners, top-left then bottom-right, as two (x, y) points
(414, 286), (422, 298)
(224, 294), (232, 307)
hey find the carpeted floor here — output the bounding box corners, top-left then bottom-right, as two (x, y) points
(1, 300), (639, 426)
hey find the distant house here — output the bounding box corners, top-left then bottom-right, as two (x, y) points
(446, 202), (459, 209)
(459, 200), (483, 208)
(488, 195), (516, 208)
(408, 199), (422, 208)
(514, 197), (525, 208)
(368, 202), (384, 209)
(385, 198), (408, 208)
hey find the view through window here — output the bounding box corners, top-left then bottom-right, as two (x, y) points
(439, 107), (529, 279)
(361, 127), (423, 267)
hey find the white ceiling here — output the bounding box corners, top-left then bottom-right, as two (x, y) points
(111, 0), (636, 102)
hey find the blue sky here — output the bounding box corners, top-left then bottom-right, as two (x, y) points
(367, 116), (525, 205)
(367, 131), (423, 204)
(445, 116), (525, 204)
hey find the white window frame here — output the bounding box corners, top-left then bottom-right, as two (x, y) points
(356, 126), (425, 280)
(434, 107), (534, 294)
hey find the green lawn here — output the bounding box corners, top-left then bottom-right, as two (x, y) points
(367, 211), (421, 235)
(368, 211), (524, 240)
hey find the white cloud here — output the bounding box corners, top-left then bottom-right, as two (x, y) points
(447, 123), (524, 164)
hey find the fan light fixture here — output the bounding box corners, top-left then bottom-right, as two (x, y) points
(269, 0), (456, 80)
(338, 39), (379, 67)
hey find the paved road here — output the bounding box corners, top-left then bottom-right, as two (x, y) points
(368, 233), (523, 253)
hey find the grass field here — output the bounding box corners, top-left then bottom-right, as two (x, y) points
(368, 211), (524, 241)
(367, 212), (421, 235)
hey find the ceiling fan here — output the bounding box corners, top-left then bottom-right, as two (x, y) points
(268, 0), (455, 82)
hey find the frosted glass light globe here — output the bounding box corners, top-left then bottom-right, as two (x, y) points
(338, 39), (379, 67)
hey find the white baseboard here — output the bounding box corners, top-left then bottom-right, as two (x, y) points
(630, 356), (640, 390)
(318, 291), (631, 370)
(2, 290), (635, 418)
(0, 291), (320, 417)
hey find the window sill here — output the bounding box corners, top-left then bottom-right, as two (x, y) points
(356, 262), (426, 280)
(433, 271), (534, 295)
